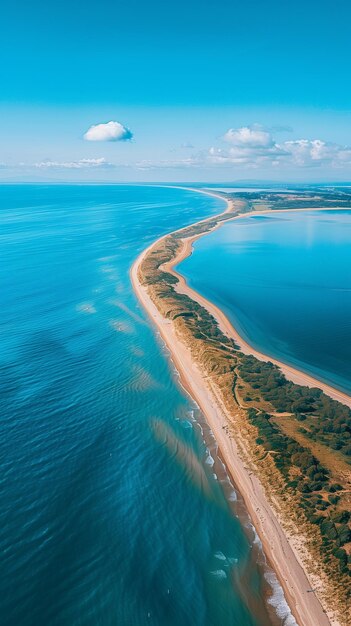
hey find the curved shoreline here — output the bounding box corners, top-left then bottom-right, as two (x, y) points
(130, 188), (348, 626)
(170, 211), (351, 409)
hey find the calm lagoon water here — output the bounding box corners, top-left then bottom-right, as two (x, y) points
(0, 185), (293, 626)
(179, 209), (351, 396)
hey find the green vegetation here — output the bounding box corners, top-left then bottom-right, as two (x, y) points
(140, 234), (239, 375)
(246, 407), (350, 581)
(139, 194), (351, 605)
(239, 357), (351, 459)
(228, 187), (351, 211)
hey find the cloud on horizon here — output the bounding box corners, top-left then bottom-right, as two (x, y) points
(34, 157), (114, 169)
(83, 121), (133, 142)
(132, 129), (351, 172)
(136, 126), (351, 171)
(2, 125), (351, 177)
(213, 126), (351, 168)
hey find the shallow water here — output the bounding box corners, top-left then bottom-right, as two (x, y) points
(179, 209), (351, 395)
(0, 185), (293, 626)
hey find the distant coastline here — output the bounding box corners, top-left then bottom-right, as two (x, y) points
(131, 187), (351, 626)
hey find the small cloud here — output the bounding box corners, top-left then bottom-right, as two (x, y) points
(34, 157), (114, 169)
(180, 142), (194, 149)
(223, 125), (274, 148)
(83, 120), (133, 142)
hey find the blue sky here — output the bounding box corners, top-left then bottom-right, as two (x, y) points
(1, 0), (351, 182)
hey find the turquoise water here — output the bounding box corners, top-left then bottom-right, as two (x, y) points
(0, 185), (293, 626)
(179, 209), (351, 396)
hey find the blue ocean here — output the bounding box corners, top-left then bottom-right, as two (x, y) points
(179, 209), (351, 396)
(0, 185), (293, 626)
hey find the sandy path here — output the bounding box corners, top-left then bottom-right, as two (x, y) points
(130, 190), (349, 626)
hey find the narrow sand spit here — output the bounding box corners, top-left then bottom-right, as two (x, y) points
(131, 189), (349, 626)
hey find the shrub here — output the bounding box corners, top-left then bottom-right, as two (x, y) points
(338, 525), (351, 545)
(331, 510), (350, 524)
(320, 520), (338, 540)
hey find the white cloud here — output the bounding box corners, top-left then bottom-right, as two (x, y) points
(223, 125), (274, 148)
(281, 139), (351, 167)
(34, 158), (114, 169)
(2, 124), (350, 177)
(216, 125), (287, 167)
(132, 129), (351, 172)
(211, 127), (351, 169)
(83, 121), (133, 142)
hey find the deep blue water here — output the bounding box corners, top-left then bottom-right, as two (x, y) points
(179, 209), (351, 396)
(0, 185), (293, 626)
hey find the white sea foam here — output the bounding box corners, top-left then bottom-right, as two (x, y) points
(195, 423), (204, 436)
(265, 570), (298, 625)
(214, 551), (226, 561)
(205, 453), (214, 466)
(228, 490), (237, 502)
(210, 569), (227, 580)
(252, 525), (263, 548)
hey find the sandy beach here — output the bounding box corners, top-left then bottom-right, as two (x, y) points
(169, 194), (351, 408)
(170, 231), (351, 410)
(130, 190), (349, 626)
